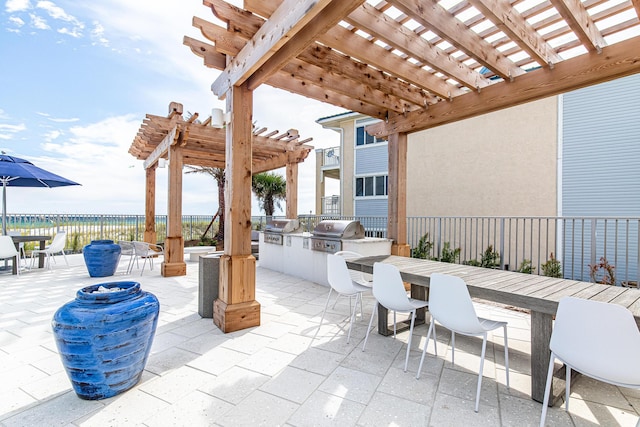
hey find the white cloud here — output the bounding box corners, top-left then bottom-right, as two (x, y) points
(5, 0), (30, 12)
(36, 1), (80, 24)
(0, 123), (27, 140)
(43, 129), (61, 141)
(8, 16), (25, 27)
(90, 21), (109, 47)
(47, 116), (79, 123)
(29, 13), (49, 30)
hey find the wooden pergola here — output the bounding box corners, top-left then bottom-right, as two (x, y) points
(180, 0), (640, 334)
(128, 101), (312, 278)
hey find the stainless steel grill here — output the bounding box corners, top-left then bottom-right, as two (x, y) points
(310, 220), (365, 253)
(263, 219), (300, 245)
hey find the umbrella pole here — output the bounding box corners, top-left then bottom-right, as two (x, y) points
(2, 181), (6, 236)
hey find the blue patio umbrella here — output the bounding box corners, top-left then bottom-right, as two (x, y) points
(0, 155), (80, 235)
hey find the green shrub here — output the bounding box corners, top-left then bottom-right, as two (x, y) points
(465, 245), (500, 268)
(541, 253), (562, 278)
(517, 259), (535, 274)
(411, 233), (433, 259)
(437, 242), (461, 263)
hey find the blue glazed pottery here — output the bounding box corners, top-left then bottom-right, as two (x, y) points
(83, 239), (121, 277)
(52, 281), (160, 400)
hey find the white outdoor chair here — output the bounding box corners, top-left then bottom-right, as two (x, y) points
(334, 250), (372, 286)
(0, 235), (21, 276)
(362, 262), (429, 372)
(417, 273), (510, 412)
(30, 232), (68, 270)
(117, 240), (136, 274)
(131, 241), (164, 275)
(314, 253), (372, 343)
(7, 231), (27, 270)
(539, 297), (640, 427)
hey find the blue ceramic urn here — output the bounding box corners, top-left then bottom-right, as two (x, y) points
(83, 239), (121, 277)
(52, 281), (160, 400)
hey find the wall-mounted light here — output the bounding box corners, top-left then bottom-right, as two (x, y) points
(157, 158), (167, 168)
(210, 108), (231, 128)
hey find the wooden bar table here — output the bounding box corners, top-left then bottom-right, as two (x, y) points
(346, 255), (640, 403)
(11, 235), (51, 274)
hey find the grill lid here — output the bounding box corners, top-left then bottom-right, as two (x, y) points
(264, 219), (300, 234)
(311, 220), (365, 240)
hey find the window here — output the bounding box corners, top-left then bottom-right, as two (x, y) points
(356, 175), (388, 197)
(356, 125), (387, 146)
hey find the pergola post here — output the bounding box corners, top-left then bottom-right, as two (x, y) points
(286, 161), (298, 218)
(161, 143), (187, 277)
(144, 165), (157, 245)
(214, 82), (260, 333)
(388, 132), (410, 256)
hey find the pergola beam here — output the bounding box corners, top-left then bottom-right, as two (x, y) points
(143, 125), (179, 169)
(366, 35), (640, 137)
(549, 0), (607, 52)
(210, 0), (364, 96)
(345, 2), (490, 90)
(467, 0), (562, 66)
(388, 0), (526, 80)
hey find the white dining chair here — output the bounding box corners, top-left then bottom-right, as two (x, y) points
(334, 250), (372, 286)
(417, 273), (510, 412)
(539, 296), (640, 427)
(0, 235), (21, 276)
(314, 253), (372, 343)
(362, 262), (429, 372)
(7, 231), (27, 270)
(30, 232), (68, 270)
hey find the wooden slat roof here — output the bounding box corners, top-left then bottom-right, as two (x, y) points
(184, 0), (640, 137)
(129, 103), (313, 172)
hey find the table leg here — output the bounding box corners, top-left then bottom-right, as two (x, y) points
(12, 242), (19, 274)
(377, 283), (429, 337)
(377, 303), (391, 336)
(38, 240), (46, 269)
(531, 311), (553, 402)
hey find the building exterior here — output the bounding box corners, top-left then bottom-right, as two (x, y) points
(316, 73), (640, 279)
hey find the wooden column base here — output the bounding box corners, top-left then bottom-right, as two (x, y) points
(213, 299), (260, 333)
(214, 254), (260, 333)
(161, 261), (187, 277)
(391, 243), (411, 257)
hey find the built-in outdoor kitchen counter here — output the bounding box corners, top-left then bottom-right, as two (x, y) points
(259, 219), (392, 286)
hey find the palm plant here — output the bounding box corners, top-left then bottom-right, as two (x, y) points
(185, 166), (225, 248)
(251, 172), (286, 218)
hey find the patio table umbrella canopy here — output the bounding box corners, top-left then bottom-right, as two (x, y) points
(0, 155), (80, 235)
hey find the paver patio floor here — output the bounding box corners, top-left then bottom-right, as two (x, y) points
(0, 253), (638, 426)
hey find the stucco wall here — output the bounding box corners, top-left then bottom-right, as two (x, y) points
(406, 97), (558, 217)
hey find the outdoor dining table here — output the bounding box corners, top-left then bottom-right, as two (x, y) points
(345, 255), (640, 404)
(10, 235), (51, 274)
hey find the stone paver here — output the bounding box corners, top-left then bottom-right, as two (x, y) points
(0, 253), (638, 426)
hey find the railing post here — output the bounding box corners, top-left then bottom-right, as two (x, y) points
(99, 215), (104, 240)
(590, 218), (597, 270)
(499, 218), (505, 269)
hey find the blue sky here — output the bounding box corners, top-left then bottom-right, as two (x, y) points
(0, 0), (344, 216)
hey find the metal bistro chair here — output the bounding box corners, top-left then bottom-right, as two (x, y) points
(0, 235), (21, 276)
(362, 262), (429, 372)
(540, 297), (640, 427)
(131, 241), (164, 275)
(417, 273), (510, 413)
(117, 240), (136, 274)
(30, 232), (68, 270)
